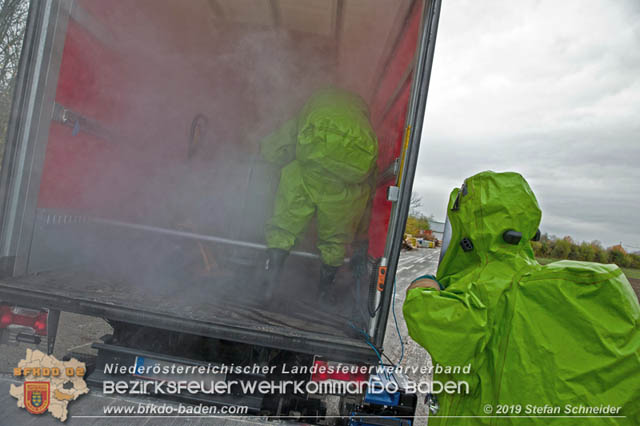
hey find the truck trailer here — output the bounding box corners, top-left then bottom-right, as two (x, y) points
(0, 0), (441, 424)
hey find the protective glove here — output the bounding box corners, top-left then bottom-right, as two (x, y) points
(407, 274), (443, 292)
(350, 240), (369, 280)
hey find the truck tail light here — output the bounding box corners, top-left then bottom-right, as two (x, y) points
(311, 359), (370, 383)
(0, 305), (48, 336)
(33, 313), (48, 335)
(0, 306), (12, 327)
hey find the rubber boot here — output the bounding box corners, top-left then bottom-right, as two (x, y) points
(318, 264), (339, 304)
(263, 248), (288, 303)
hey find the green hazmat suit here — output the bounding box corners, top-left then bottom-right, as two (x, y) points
(403, 171), (640, 425)
(261, 88), (378, 267)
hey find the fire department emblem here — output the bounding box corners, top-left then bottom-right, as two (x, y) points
(10, 349), (89, 421)
(24, 382), (50, 414)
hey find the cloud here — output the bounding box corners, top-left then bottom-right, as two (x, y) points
(414, 0), (640, 249)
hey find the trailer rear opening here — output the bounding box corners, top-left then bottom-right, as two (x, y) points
(0, 0), (441, 422)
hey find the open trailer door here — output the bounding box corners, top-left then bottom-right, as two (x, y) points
(0, 0), (72, 354)
(0, 0), (442, 363)
(0, 0), (70, 278)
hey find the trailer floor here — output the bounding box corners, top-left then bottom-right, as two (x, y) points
(0, 264), (376, 360)
(1, 268), (352, 333)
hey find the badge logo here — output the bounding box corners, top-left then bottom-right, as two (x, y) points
(24, 382), (50, 415)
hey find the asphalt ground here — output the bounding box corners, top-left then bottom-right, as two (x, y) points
(0, 248), (441, 425)
(381, 247), (441, 426)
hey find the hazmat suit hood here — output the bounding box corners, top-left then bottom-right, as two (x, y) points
(403, 170), (640, 425)
(437, 171), (541, 288)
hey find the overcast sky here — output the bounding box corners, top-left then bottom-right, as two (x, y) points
(415, 0), (640, 250)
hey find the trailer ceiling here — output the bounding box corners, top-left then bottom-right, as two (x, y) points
(212, 0), (414, 96)
(79, 0), (415, 99)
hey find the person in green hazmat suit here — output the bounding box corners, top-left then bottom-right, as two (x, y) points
(260, 88), (378, 300)
(403, 171), (640, 425)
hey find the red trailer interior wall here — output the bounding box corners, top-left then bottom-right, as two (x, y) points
(37, 20), (122, 212)
(36, 0), (424, 259)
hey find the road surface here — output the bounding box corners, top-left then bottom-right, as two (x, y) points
(382, 247), (440, 426)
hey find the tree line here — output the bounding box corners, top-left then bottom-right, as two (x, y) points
(532, 234), (640, 269)
(0, 0), (29, 166)
(405, 192), (432, 236)
(405, 213), (431, 236)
